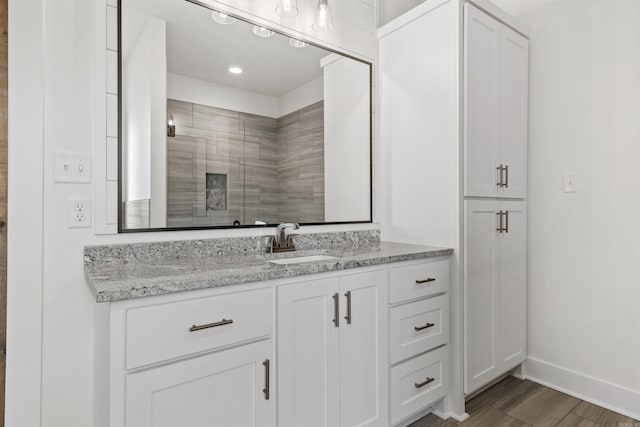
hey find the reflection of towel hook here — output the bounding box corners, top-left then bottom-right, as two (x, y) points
(233, 220), (241, 227)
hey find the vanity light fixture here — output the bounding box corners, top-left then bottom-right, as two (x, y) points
(289, 38), (308, 48)
(275, 0), (299, 18)
(211, 11), (236, 25)
(312, 0), (333, 32)
(167, 113), (176, 137)
(253, 25), (275, 38)
(229, 66), (243, 74)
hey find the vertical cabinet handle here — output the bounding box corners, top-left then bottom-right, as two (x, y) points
(263, 359), (270, 400)
(505, 210), (509, 233)
(344, 291), (352, 324)
(496, 211), (504, 233)
(496, 164), (504, 187)
(333, 293), (340, 327)
(505, 165), (509, 188)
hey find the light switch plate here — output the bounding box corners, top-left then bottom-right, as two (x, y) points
(563, 174), (578, 193)
(68, 199), (92, 228)
(54, 152), (92, 183)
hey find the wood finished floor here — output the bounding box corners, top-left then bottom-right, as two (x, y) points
(411, 377), (639, 427)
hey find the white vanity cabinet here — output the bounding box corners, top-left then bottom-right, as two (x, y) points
(387, 259), (450, 425)
(95, 286), (276, 427)
(464, 200), (526, 393)
(464, 3), (529, 199)
(277, 270), (388, 427)
(125, 340), (273, 427)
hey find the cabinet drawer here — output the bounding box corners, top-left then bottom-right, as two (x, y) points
(126, 287), (273, 369)
(389, 260), (449, 304)
(389, 294), (449, 364)
(389, 347), (448, 425)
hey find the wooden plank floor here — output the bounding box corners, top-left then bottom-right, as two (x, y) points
(411, 377), (639, 427)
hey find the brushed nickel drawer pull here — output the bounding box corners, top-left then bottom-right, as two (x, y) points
(189, 318), (233, 332)
(333, 293), (340, 327)
(414, 322), (435, 331)
(344, 291), (352, 325)
(263, 359), (270, 400)
(414, 377), (435, 389)
(496, 211), (506, 233)
(415, 278), (436, 284)
(497, 164), (504, 187)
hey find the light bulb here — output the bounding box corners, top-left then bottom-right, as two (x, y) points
(312, 0), (333, 32)
(167, 113), (174, 126)
(253, 25), (275, 38)
(229, 66), (243, 74)
(289, 38), (308, 48)
(275, 0), (299, 18)
(211, 11), (236, 25)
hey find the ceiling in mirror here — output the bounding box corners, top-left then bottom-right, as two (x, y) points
(120, 0), (372, 231)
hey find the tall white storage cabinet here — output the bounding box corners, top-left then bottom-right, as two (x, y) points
(378, 0), (529, 413)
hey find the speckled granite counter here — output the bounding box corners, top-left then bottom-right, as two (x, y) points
(84, 231), (453, 302)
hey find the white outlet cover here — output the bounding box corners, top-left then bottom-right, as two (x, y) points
(55, 152), (92, 184)
(68, 199), (92, 228)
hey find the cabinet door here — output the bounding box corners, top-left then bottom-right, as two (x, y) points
(498, 201), (527, 370)
(339, 271), (388, 427)
(277, 278), (341, 427)
(464, 200), (500, 394)
(464, 4), (501, 198)
(499, 27), (529, 198)
(125, 340), (273, 427)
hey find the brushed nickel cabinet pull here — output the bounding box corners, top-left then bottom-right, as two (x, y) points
(505, 165), (509, 188)
(415, 278), (436, 284)
(263, 359), (270, 400)
(414, 322), (435, 331)
(496, 211), (505, 233)
(496, 164), (504, 187)
(505, 210), (509, 233)
(344, 291), (352, 325)
(414, 377), (435, 389)
(333, 293), (340, 327)
(189, 318), (233, 332)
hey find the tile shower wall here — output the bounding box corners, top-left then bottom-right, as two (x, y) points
(166, 99), (325, 227)
(277, 101), (325, 223)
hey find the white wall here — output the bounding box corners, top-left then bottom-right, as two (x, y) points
(323, 55), (371, 222)
(377, 0), (426, 26)
(277, 76), (324, 118)
(122, 17), (167, 228)
(168, 72), (280, 118)
(490, 0), (640, 418)
(6, 1), (377, 426)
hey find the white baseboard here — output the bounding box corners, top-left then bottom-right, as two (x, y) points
(524, 357), (640, 421)
(432, 408), (470, 423)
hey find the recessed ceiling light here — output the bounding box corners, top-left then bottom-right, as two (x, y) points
(211, 11), (236, 25)
(253, 26), (275, 38)
(229, 66), (243, 74)
(289, 38), (308, 48)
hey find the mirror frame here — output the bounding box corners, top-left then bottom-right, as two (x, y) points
(117, 0), (374, 233)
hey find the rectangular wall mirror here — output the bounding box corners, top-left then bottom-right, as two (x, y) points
(119, 0), (373, 231)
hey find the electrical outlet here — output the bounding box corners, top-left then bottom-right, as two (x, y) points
(68, 199), (92, 228)
(55, 152), (92, 183)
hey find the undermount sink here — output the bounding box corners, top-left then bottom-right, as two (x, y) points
(269, 255), (339, 265)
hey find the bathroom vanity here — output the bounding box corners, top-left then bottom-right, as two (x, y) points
(86, 232), (453, 427)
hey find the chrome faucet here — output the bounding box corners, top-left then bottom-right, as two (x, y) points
(271, 223), (300, 253)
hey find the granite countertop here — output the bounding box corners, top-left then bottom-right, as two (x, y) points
(84, 231), (453, 303)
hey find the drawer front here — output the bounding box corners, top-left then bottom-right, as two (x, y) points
(389, 347), (449, 425)
(126, 287), (273, 369)
(389, 294), (449, 364)
(389, 259), (450, 304)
